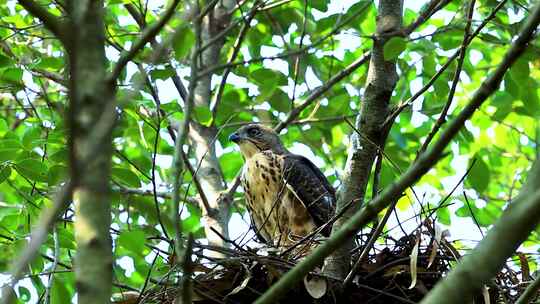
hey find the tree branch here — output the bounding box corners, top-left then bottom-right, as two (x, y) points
(421, 163), (540, 304)
(253, 3), (540, 302)
(275, 53), (370, 132)
(516, 274), (540, 304)
(417, 0), (476, 154)
(108, 0), (181, 83)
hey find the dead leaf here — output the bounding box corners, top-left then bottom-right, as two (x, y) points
(409, 232), (420, 289)
(428, 223), (443, 268)
(304, 275), (327, 299)
(227, 266), (252, 297)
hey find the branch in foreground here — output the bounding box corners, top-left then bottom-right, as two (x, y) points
(17, 0), (67, 45)
(108, 0), (181, 83)
(253, 3), (540, 303)
(516, 274), (540, 304)
(421, 160), (540, 304)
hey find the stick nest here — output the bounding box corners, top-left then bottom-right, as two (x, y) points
(118, 219), (534, 304)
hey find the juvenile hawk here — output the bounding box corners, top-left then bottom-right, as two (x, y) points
(229, 124), (336, 248)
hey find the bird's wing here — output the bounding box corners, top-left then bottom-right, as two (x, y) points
(282, 154), (336, 236)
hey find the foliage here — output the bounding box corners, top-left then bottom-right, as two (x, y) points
(0, 0), (538, 302)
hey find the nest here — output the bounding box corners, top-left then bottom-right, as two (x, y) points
(115, 219), (534, 304)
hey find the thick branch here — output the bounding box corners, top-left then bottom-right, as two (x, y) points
(253, 4), (540, 302)
(324, 0), (403, 281)
(17, 0), (67, 45)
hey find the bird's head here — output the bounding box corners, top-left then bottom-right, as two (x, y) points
(229, 124), (287, 158)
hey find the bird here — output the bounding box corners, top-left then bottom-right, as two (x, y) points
(229, 123), (336, 250)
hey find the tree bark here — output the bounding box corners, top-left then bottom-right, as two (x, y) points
(67, 1), (114, 303)
(324, 0), (403, 280)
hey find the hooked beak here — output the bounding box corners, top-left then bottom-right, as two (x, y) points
(229, 132), (241, 143)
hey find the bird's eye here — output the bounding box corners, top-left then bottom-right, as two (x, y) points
(247, 127), (261, 137)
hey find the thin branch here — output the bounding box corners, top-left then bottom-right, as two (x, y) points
(181, 149), (211, 212)
(171, 0), (199, 291)
(197, 0), (373, 78)
(123, 3), (189, 102)
(109, 0), (181, 83)
(274, 52), (370, 132)
(17, 0), (67, 45)
(210, 2), (261, 123)
(253, 5), (540, 302)
(385, 0), (509, 127)
(417, 0), (476, 154)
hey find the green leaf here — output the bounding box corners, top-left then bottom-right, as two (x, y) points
(18, 286), (31, 302)
(0, 54), (12, 68)
(48, 165), (67, 185)
(150, 67), (175, 81)
(117, 230), (146, 255)
(22, 127), (41, 150)
(383, 37), (407, 61)
(112, 167), (140, 187)
(194, 106), (212, 126)
(173, 27), (195, 60)
(509, 57), (530, 83)
(0, 165), (11, 184)
(436, 206), (451, 225)
(466, 155), (490, 193)
(251, 68), (288, 86)
(268, 89), (289, 112)
(1, 67), (23, 83)
(16, 159), (48, 182)
(51, 276), (71, 304)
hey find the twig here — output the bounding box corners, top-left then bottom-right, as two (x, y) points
(43, 225), (59, 304)
(402, 0), (452, 36)
(109, 0), (181, 83)
(181, 149), (211, 213)
(463, 190), (485, 238)
(135, 249), (160, 304)
(254, 4), (540, 301)
(123, 3), (189, 102)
